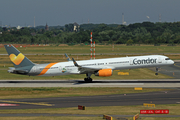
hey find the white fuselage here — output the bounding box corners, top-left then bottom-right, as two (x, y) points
(30, 55), (174, 76)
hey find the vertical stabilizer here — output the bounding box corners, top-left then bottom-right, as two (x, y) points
(4, 44), (34, 68)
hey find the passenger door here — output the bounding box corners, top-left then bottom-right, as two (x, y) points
(158, 57), (162, 63)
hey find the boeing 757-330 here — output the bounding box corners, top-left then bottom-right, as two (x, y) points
(4, 44), (174, 82)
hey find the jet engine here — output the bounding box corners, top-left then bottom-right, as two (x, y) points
(94, 69), (112, 77)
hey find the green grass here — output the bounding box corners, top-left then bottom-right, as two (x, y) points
(139, 118), (180, 120)
(0, 117), (180, 120)
(1, 44), (180, 54)
(0, 104), (180, 115)
(0, 87), (169, 99)
(0, 116), (180, 120)
(0, 116), (102, 120)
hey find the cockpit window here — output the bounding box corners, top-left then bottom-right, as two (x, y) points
(165, 58), (170, 60)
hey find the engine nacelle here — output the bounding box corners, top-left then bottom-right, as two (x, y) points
(95, 69), (112, 77)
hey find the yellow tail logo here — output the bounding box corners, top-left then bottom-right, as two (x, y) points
(9, 53), (25, 65)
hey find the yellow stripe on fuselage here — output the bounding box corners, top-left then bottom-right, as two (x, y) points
(38, 63), (57, 76)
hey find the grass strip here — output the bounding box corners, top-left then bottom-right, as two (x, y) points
(0, 104), (179, 115)
(1, 45), (180, 54)
(0, 116), (101, 120)
(0, 87), (169, 99)
(0, 116), (180, 120)
(1, 117), (180, 120)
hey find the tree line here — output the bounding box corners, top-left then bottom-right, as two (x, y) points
(1, 21), (180, 45)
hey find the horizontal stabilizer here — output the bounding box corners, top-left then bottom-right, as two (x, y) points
(8, 69), (29, 74)
(8, 67), (15, 70)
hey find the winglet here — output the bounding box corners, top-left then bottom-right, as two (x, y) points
(65, 53), (72, 61)
(72, 58), (80, 67)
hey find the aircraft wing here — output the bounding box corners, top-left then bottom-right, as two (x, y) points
(72, 58), (100, 73)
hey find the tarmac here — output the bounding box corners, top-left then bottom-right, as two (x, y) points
(0, 79), (179, 88)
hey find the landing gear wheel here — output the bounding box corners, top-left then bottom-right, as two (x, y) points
(155, 67), (159, 76)
(84, 73), (93, 82)
(84, 78), (92, 83)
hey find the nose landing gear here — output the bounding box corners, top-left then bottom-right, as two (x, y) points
(155, 67), (159, 75)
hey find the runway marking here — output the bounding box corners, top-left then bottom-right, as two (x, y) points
(0, 101), (54, 106)
(174, 63), (180, 68)
(0, 103), (19, 106)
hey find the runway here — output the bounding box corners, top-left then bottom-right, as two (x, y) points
(0, 89), (179, 110)
(0, 79), (180, 88)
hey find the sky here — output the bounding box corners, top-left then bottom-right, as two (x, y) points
(0, 0), (180, 27)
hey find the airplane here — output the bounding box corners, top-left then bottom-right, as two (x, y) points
(4, 44), (174, 82)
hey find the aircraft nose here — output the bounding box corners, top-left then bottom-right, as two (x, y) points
(171, 60), (174, 64)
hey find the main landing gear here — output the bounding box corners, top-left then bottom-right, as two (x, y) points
(84, 73), (93, 82)
(155, 67), (159, 75)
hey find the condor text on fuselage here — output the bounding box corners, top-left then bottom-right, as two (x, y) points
(133, 58), (157, 65)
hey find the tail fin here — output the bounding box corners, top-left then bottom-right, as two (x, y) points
(4, 44), (34, 68)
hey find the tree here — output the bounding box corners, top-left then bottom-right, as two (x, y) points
(161, 29), (173, 43)
(126, 39), (133, 45)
